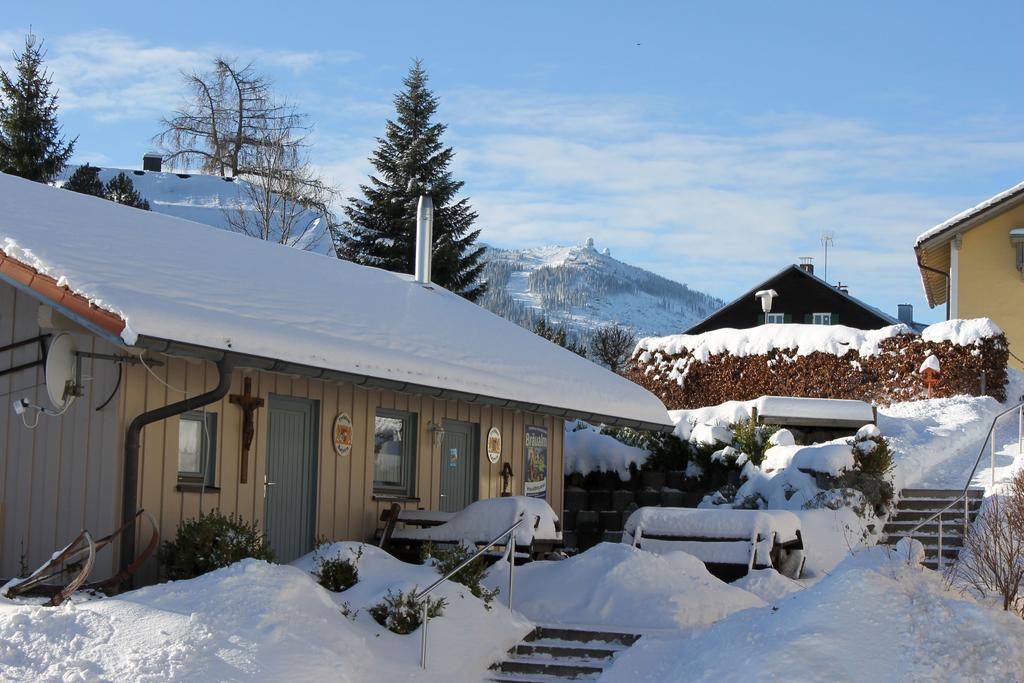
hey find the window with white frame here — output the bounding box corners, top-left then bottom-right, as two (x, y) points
(812, 312), (832, 325)
(765, 313), (785, 324)
(373, 409), (417, 496)
(178, 411), (217, 486)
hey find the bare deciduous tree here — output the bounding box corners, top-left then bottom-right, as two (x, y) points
(590, 324), (637, 374)
(948, 469), (1024, 615)
(223, 121), (338, 250)
(156, 58), (305, 177)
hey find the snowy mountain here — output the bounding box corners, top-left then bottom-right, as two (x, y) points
(479, 240), (722, 345)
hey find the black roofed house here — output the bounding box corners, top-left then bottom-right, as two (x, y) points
(686, 260), (915, 335)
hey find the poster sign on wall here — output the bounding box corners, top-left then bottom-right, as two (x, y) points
(486, 427), (502, 464)
(524, 425), (548, 498)
(333, 413), (353, 456)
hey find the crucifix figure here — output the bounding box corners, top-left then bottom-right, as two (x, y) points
(229, 377), (264, 484)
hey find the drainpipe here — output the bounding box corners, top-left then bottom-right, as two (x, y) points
(915, 251), (951, 320)
(119, 356), (237, 581)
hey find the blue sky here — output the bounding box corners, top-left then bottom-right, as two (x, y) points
(6, 1), (1024, 323)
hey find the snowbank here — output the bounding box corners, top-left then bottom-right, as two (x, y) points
(392, 497), (560, 546)
(731, 568), (804, 603)
(603, 547), (1024, 682)
(636, 323), (910, 361)
(790, 442), (856, 476)
(921, 317), (1004, 346)
(484, 543), (763, 632)
(670, 400), (756, 440)
(564, 422), (650, 479)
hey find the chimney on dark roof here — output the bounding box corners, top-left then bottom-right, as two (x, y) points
(836, 282), (849, 294)
(798, 257), (814, 275)
(897, 303), (914, 325)
(142, 153), (162, 172)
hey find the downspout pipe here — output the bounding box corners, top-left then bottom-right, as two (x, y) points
(119, 356), (237, 581)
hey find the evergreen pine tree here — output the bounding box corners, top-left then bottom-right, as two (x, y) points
(0, 33), (75, 182)
(336, 60), (485, 300)
(104, 172), (151, 210)
(63, 163), (105, 197)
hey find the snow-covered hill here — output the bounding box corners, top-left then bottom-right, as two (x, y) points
(59, 166), (334, 254)
(479, 240), (722, 345)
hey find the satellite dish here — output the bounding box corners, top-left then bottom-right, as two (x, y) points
(45, 333), (78, 411)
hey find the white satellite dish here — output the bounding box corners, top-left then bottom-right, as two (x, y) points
(45, 332), (78, 411)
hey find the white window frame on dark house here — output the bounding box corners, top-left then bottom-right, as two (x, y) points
(373, 409), (417, 497)
(765, 312), (785, 324)
(177, 411), (217, 487)
(812, 312), (832, 325)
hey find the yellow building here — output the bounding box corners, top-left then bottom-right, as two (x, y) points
(0, 173), (671, 586)
(915, 180), (1024, 369)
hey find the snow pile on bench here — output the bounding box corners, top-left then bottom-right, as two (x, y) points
(485, 542), (764, 631)
(623, 507), (802, 570)
(564, 422), (650, 478)
(393, 496), (560, 546)
(755, 396), (875, 426)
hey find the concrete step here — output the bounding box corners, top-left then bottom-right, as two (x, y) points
(900, 488), (984, 499)
(512, 644), (618, 661)
(895, 498), (982, 511)
(492, 659), (604, 679)
(488, 673), (594, 683)
(891, 510), (977, 523)
(883, 521), (968, 536)
(526, 626), (641, 647)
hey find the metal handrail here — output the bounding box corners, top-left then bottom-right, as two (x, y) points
(904, 401), (1024, 569)
(415, 512), (533, 670)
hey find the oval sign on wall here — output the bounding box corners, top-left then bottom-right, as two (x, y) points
(486, 427), (501, 464)
(333, 413), (353, 456)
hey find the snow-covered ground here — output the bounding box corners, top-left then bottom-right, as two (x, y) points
(602, 546), (1024, 682)
(0, 543), (529, 682)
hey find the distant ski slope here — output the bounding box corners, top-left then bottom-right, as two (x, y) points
(479, 241), (722, 344)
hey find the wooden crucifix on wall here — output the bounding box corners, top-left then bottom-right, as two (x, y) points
(229, 377), (264, 484)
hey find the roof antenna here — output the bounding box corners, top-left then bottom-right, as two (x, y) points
(820, 231), (835, 283)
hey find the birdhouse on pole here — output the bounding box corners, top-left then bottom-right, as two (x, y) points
(919, 354), (941, 399)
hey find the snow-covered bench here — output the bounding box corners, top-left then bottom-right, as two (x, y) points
(753, 396), (876, 430)
(622, 507), (806, 580)
(380, 497), (563, 562)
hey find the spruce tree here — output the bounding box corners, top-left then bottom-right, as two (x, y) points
(0, 34), (75, 182)
(104, 172), (151, 210)
(64, 163), (105, 197)
(336, 60), (485, 300)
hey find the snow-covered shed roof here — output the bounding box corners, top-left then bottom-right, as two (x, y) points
(0, 173), (672, 430)
(915, 179), (1024, 307)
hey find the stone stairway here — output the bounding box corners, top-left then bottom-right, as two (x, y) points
(882, 488), (985, 569)
(487, 625), (641, 682)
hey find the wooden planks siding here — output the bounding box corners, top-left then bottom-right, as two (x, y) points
(126, 355), (566, 581)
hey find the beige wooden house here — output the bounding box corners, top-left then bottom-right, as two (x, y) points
(0, 173), (671, 584)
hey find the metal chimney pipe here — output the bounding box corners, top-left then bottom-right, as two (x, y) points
(415, 195), (434, 284)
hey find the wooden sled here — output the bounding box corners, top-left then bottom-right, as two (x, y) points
(2, 509), (159, 606)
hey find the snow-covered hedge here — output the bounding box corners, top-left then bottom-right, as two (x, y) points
(627, 319), (1008, 409)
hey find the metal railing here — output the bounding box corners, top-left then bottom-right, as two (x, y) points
(904, 401), (1024, 570)
(415, 512), (532, 670)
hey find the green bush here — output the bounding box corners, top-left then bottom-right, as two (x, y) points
(158, 510), (273, 580)
(421, 543), (499, 609)
(602, 426), (690, 472)
(314, 545), (363, 592)
(853, 435), (894, 477)
(368, 589), (447, 634)
(730, 420), (779, 467)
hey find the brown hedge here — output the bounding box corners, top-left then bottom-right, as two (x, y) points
(626, 331), (1009, 410)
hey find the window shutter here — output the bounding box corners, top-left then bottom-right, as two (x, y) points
(757, 313), (765, 324)
(803, 313), (812, 324)
(831, 313), (839, 324)
(784, 313), (792, 324)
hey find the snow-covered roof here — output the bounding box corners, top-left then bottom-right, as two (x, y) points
(915, 179), (1024, 247)
(0, 173), (672, 429)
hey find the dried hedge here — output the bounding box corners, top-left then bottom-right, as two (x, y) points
(626, 331), (1009, 410)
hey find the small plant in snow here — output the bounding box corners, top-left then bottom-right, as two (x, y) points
(314, 544), (363, 592)
(158, 510), (273, 580)
(368, 588), (447, 634)
(421, 542), (499, 609)
(339, 601), (359, 620)
(731, 420), (779, 467)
